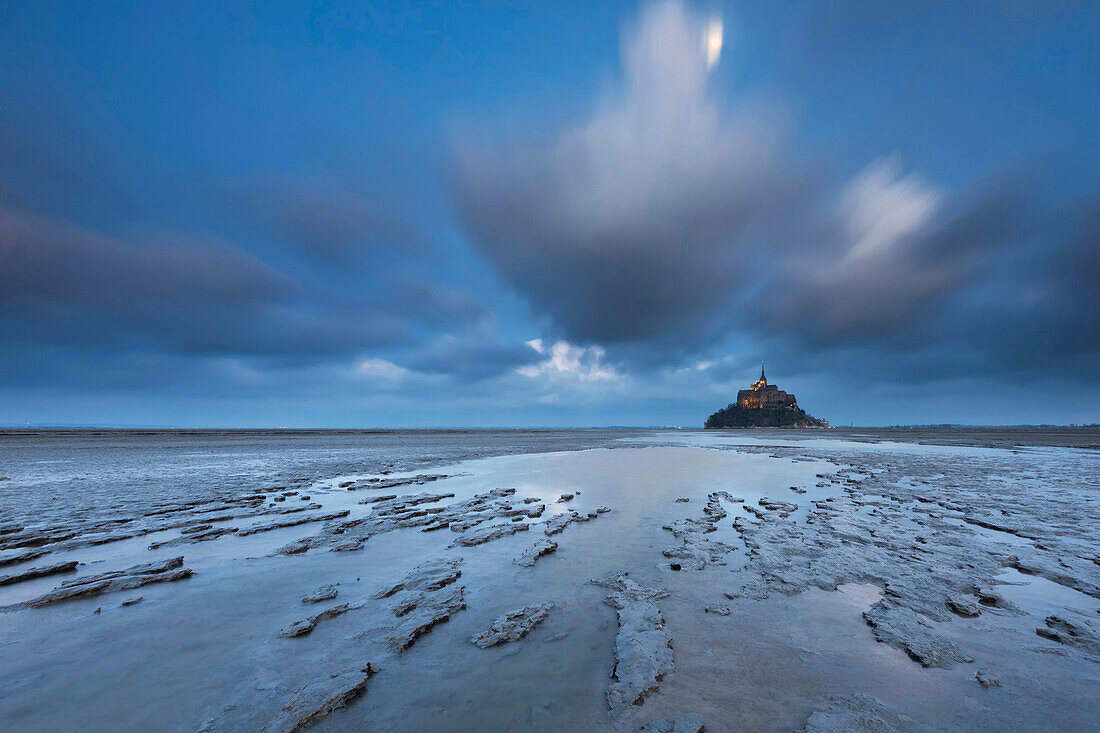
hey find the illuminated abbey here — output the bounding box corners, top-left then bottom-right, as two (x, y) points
(736, 363), (798, 410)
(705, 363), (825, 428)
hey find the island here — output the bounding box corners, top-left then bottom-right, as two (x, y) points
(705, 364), (828, 428)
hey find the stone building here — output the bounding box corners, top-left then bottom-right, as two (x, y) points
(736, 364), (798, 409)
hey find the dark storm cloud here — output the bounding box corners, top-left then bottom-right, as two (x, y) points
(451, 0), (794, 346)
(1, 96), (458, 365)
(1059, 197), (1100, 325)
(743, 180), (1100, 384)
(0, 205), (292, 307)
(0, 203), (447, 360)
(406, 335), (540, 382)
(390, 277), (491, 330)
(934, 193), (1100, 377)
(238, 186), (427, 262)
(753, 160), (1026, 343)
(453, 2), (985, 352)
(451, 0), (1098, 385)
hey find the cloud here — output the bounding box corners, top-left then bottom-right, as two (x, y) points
(236, 185), (427, 262)
(940, 192), (1100, 376)
(0, 203), (408, 358)
(3, 0), (1096, 425)
(754, 157), (1021, 342)
(451, 0), (791, 345)
(751, 160), (1100, 382)
(389, 277), (490, 330)
(0, 204), (292, 309)
(517, 339), (619, 382)
(407, 335), (540, 382)
(355, 358), (409, 380)
(449, 0), (1093, 386)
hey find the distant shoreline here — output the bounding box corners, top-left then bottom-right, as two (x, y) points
(1, 424), (1097, 432)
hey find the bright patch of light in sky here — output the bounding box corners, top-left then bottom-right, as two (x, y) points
(706, 18), (723, 68)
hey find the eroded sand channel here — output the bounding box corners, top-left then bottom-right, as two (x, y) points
(1, 438), (1098, 732)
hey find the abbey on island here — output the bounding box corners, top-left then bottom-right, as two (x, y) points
(704, 363), (828, 429)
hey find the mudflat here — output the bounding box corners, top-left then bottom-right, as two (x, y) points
(0, 428), (1097, 731)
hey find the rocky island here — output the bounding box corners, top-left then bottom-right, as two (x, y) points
(705, 364), (828, 428)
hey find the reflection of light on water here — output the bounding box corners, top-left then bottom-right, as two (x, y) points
(635, 430), (1030, 458)
(706, 19), (723, 68)
(836, 582), (884, 612)
(995, 567), (1097, 620)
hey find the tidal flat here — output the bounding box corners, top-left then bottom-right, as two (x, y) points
(0, 428), (1097, 731)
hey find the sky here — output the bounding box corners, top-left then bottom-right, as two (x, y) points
(1, 0), (1098, 427)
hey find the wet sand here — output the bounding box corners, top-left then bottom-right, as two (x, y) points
(1, 431), (1098, 731)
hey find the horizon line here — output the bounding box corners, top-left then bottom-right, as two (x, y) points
(2, 424), (1098, 431)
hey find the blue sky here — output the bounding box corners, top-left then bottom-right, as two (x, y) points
(1, 0), (1097, 427)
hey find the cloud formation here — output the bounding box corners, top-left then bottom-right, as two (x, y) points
(0, 202), (486, 364)
(0, 204), (291, 309)
(452, 0), (789, 344)
(1, 0), (1097, 426)
(754, 158), (1021, 342)
(451, 0), (1009, 354)
(406, 334), (540, 382)
(517, 339), (619, 382)
(237, 185), (427, 263)
(452, 0), (1098, 386)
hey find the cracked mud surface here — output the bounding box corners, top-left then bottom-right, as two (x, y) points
(470, 603), (553, 648)
(0, 428), (1097, 731)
